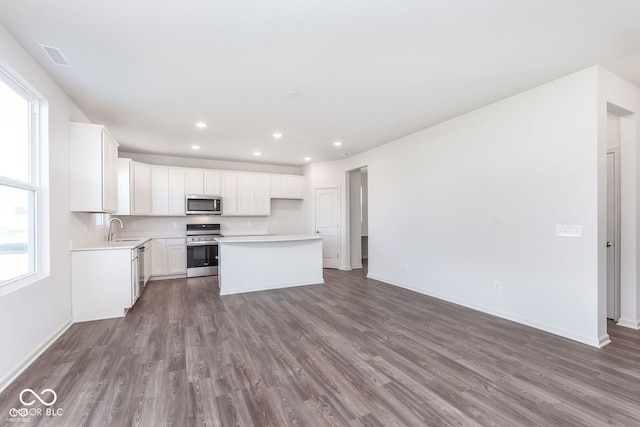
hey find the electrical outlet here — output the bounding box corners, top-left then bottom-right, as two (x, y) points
(131, 222), (136, 228)
(494, 281), (502, 291)
(172, 222), (178, 228)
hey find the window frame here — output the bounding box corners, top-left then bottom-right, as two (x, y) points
(0, 66), (47, 295)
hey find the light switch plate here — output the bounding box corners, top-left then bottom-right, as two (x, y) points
(556, 225), (582, 237)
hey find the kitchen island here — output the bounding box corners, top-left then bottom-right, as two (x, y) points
(215, 235), (324, 295)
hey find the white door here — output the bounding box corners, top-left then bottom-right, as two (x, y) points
(315, 188), (340, 269)
(606, 152), (619, 320)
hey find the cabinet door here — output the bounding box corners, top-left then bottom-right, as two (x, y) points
(167, 244), (186, 274)
(253, 174), (271, 215)
(133, 163), (152, 215)
(169, 169), (186, 215)
(204, 171), (221, 196)
(151, 166), (169, 215)
(116, 158), (132, 215)
(270, 174), (303, 199)
(270, 175), (287, 198)
(186, 170), (204, 194)
(285, 176), (304, 199)
(101, 131), (119, 212)
(150, 239), (167, 276)
(221, 173), (238, 216)
(237, 173), (255, 215)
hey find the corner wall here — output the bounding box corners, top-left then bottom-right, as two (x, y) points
(310, 67), (603, 346)
(598, 67), (640, 332)
(0, 23), (101, 391)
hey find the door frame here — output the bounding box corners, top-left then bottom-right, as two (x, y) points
(606, 148), (621, 321)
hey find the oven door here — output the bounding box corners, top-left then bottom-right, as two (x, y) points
(186, 242), (218, 277)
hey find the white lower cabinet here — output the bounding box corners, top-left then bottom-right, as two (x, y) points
(71, 248), (138, 322)
(150, 238), (186, 279)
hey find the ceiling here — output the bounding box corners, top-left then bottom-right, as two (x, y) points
(1, 1), (640, 166)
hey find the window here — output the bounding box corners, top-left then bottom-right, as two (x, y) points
(0, 70), (39, 286)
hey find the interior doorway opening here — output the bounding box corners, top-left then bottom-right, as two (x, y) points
(347, 166), (368, 271)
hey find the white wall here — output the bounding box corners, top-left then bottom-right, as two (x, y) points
(309, 67), (605, 346)
(598, 67), (640, 332)
(0, 23), (105, 391)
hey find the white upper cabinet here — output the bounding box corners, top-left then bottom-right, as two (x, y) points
(116, 162), (303, 217)
(236, 173), (271, 216)
(70, 122), (119, 213)
(132, 162), (151, 215)
(151, 166), (170, 214)
(169, 169), (186, 215)
(270, 174), (304, 199)
(116, 158), (133, 215)
(186, 169), (221, 196)
(186, 170), (204, 194)
(149, 166), (186, 216)
(204, 171), (221, 196)
(220, 173), (238, 216)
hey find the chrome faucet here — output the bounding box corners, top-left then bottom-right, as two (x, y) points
(108, 217), (125, 242)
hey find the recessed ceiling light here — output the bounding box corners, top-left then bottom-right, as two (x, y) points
(195, 122), (207, 128)
(272, 133), (282, 139)
(191, 145), (200, 150)
(304, 157), (311, 162)
(287, 90), (301, 98)
(254, 151), (262, 156)
(333, 141), (342, 146)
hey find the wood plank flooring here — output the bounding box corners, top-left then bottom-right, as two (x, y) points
(1, 267), (640, 426)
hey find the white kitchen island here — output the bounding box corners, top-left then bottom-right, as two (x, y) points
(215, 235), (324, 295)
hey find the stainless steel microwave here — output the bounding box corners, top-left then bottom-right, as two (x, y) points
(186, 195), (222, 215)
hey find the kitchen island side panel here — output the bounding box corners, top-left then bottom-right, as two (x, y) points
(218, 238), (323, 295)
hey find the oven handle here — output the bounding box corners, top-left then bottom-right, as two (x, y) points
(186, 241), (219, 247)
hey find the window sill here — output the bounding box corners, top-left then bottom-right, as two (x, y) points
(0, 271), (50, 298)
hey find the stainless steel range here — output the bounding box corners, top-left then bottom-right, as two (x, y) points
(186, 224), (221, 278)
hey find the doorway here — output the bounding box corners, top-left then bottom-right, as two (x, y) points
(347, 167), (368, 271)
(606, 149), (620, 320)
(315, 187), (340, 269)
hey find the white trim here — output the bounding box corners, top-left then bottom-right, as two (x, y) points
(220, 279), (324, 296)
(616, 318), (640, 329)
(598, 334), (612, 348)
(0, 318), (73, 393)
(367, 273), (603, 348)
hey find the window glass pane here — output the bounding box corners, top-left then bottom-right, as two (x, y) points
(0, 78), (30, 183)
(0, 185), (34, 283)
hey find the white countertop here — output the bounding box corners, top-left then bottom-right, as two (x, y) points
(71, 235), (185, 252)
(71, 237), (152, 251)
(215, 234), (322, 243)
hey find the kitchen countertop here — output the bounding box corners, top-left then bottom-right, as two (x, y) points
(215, 234), (321, 243)
(71, 234), (187, 251)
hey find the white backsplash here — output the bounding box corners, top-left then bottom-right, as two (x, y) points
(114, 199), (308, 238)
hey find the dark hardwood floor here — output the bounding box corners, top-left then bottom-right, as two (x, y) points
(1, 267), (640, 426)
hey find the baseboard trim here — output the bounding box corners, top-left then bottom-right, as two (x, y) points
(366, 273), (602, 348)
(598, 334), (612, 348)
(0, 318), (73, 393)
(616, 318), (640, 329)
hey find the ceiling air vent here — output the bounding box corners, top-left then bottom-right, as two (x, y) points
(39, 44), (71, 67)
